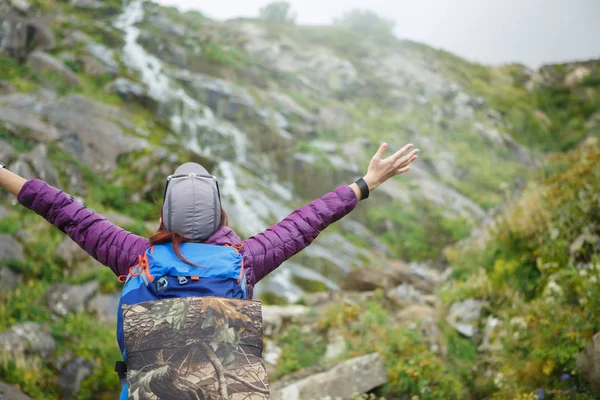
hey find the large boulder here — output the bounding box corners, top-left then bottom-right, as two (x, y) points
(17, 144), (61, 187)
(577, 332), (600, 397)
(58, 356), (94, 398)
(105, 78), (157, 111)
(46, 281), (100, 316)
(56, 237), (102, 269)
(0, 94), (61, 142)
(0, 16), (55, 61)
(271, 353), (388, 400)
(340, 261), (435, 294)
(0, 381), (32, 400)
(0, 322), (56, 358)
(87, 292), (121, 324)
(0, 234), (24, 265)
(0, 266), (21, 291)
(1, 90), (147, 176)
(178, 72), (256, 121)
(26, 51), (81, 87)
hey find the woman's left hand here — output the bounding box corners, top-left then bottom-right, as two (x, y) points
(362, 143), (419, 191)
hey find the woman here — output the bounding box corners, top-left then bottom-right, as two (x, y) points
(0, 142), (418, 399)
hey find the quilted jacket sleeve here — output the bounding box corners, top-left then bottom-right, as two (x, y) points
(241, 185), (358, 287)
(17, 179), (150, 277)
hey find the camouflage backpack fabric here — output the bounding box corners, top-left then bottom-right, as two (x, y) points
(122, 296), (269, 400)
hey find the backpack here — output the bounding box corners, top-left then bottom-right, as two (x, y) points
(115, 242), (269, 400)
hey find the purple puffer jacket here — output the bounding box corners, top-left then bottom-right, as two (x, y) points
(18, 179), (358, 298)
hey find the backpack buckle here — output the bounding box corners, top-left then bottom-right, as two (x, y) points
(177, 276), (188, 285)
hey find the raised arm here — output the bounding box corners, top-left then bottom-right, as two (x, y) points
(1, 166), (149, 277)
(242, 142), (419, 287)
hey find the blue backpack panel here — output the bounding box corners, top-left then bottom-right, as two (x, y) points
(115, 242), (247, 400)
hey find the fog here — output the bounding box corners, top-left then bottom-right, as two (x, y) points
(157, 0), (600, 68)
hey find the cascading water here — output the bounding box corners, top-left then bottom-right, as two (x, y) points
(114, 0), (248, 163)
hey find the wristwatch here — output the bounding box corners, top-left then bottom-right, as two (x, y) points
(0, 162), (4, 171)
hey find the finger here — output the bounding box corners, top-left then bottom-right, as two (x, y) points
(388, 144), (415, 161)
(394, 153), (419, 169)
(395, 166), (411, 175)
(373, 142), (388, 160)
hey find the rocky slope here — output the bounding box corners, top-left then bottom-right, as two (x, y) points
(1, 0), (599, 398)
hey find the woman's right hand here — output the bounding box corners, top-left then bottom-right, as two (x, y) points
(363, 143), (419, 192)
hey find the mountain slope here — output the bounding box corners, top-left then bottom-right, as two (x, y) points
(1, 0), (599, 398)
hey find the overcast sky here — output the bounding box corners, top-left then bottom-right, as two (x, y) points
(156, 0), (600, 68)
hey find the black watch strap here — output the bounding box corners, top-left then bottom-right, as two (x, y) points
(355, 177), (370, 200)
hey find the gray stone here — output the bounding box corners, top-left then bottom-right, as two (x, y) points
(0, 140), (16, 164)
(577, 332), (600, 398)
(77, 54), (109, 76)
(340, 261), (434, 294)
(8, 159), (35, 182)
(58, 356), (94, 397)
(22, 145), (60, 187)
(63, 30), (92, 47)
(87, 292), (121, 324)
(271, 353), (387, 400)
(0, 103), (61, 143)
(41, 95), (147, 173)
(262, 305), (308, 336)
(446, 298), (485, 338)
(26, 51), (81, 87)
(0, 17), (55, 60)
(8, 0), (32, 13)
(269, 92), (314, 123)
(387, 283), (424, 305)
(46, 281), (100, 316)
(0, 81), (16, 94)
(0, 267), (20, 291)
(0, 322), (56, 357)
(56, 237), (102, 269)
(0, 381), (32, 400)
(178, 72), (256, 121)
(0, 234), (24, 264)
(105, 78), (157, 111)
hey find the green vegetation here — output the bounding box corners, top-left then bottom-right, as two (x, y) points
(368, 200), (473, 262)
(334, 9), (396, 44)
(258, 1), (297, 24)
(441, 140), (600, 398)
